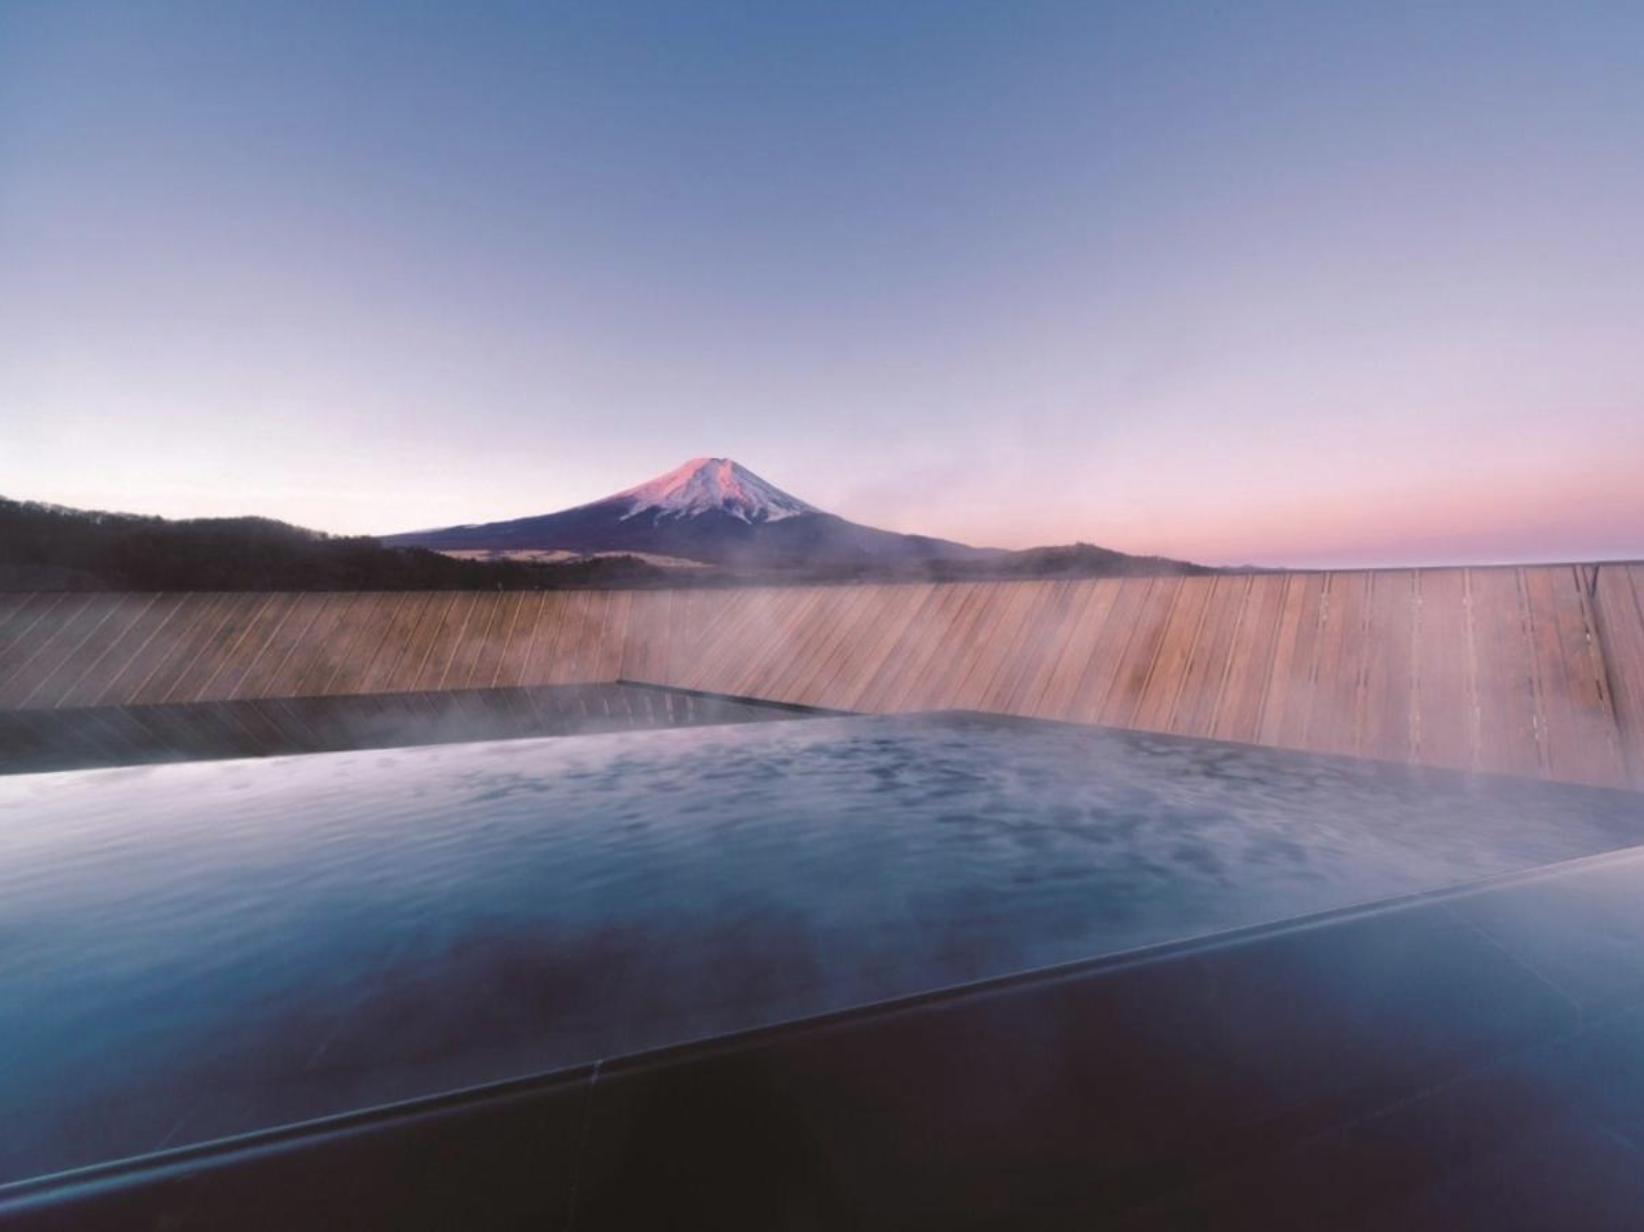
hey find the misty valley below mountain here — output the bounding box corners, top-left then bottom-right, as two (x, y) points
(1, 459), (1209, 591)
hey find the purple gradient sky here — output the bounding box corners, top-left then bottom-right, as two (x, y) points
(2, 0), (1641, 568)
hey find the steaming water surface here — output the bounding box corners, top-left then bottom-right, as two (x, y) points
(5, 712), (1644, 1184)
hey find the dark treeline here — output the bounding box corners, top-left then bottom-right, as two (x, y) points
(0, 499), (672, 591)
(1, 499), (1216, 592)
(764, 544), (1216, 584)
(920, 543), (1214, 581)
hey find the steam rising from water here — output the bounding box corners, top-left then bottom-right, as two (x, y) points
(4, 713), (1643, 1182)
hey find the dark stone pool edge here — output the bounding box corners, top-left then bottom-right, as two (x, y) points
(8, 843), (1644, 1230)
(0, 682), (828, 776)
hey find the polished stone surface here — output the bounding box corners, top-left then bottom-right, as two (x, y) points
(10, 848), (1644, 1230)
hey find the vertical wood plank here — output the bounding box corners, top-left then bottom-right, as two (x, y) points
(164, 594), (278, 703)
(1096, 576), (1183, 730)
(1209, 573), (1285, 744)
(1172, 574), (1250, 740)
(282, 594), (364, 698)
(1311, 572), (1372, 758)
(835, 583), (938, 711)
(0, 593), (108, 704)
(992, 580), (1080, 717)
(1359, 571), (1417, 765)
(1593, 564), (1644, 789)
(1521, 566), (1627, 787)
(356, 592), (435, 693)
(127, 593), (236, 704)
(1061, 578), (1150, 726)
(855, 582), (965, 713)
(1131, 575), (1214, 735)
(1258, 573), (1327, 753)
(1469, 568), (1543, 778)
(199, 592), (303, 703)
(950, 580), (1047, 712)
(18, 594), (158, 709)
(1032, 580), (1121, 723)
(246, 594), (339, 699)
(440, 592), (505, 691)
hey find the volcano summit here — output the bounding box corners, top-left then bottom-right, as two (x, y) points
(383, 458), (1001, 570)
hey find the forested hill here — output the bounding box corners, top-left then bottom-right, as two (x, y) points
(0, 498), (670, 591)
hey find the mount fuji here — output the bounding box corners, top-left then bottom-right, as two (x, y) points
(383, 458), (1005, 570)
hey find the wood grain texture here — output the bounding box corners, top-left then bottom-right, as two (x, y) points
(6, 565), (1642, 788)
(1209, 573), (1284, 744)
(1595, 564), (1644, 789)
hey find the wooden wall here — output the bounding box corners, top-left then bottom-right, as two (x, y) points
(1595, 563), (1644, 787)
(4, 564), (1643, 789)
(0, 591), (632, 711)
(647, 567), (1631, 789)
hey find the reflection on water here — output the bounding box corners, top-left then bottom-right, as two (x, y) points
(4, 712), (1643, 1183)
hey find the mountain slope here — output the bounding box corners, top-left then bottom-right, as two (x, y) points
(385, 458), (1004, 569)
(3, 467), (1211, 591)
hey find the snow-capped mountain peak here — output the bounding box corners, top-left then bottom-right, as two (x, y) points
(385, 456), (1005, 569)
(615, 458), (818, 524)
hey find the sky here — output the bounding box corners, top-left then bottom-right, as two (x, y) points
(2, 0), (1641, 568)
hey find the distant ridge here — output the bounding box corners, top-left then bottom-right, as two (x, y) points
(385, 456), (996, 569)
(386, 457), (1198, 575)
(1, 460), (1209, 590)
